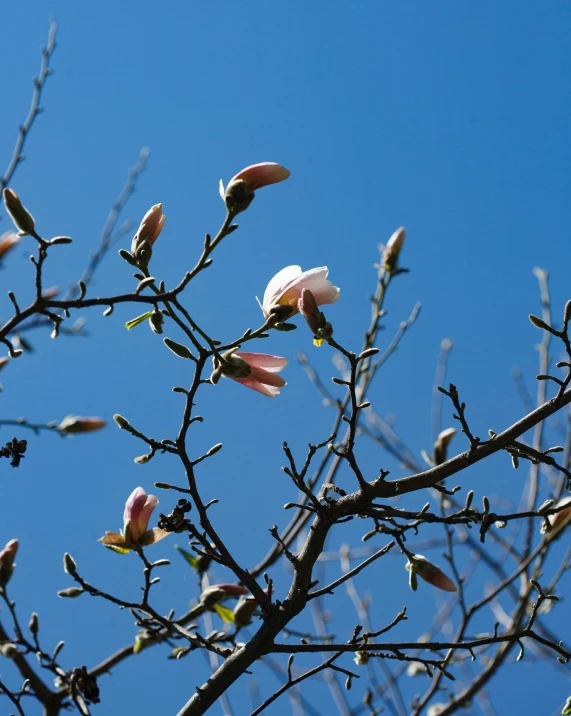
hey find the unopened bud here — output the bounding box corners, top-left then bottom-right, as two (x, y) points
(298, 289), (322, 334)
(63, 553), (77, 575)
(28, 612), (39, 637)
(564, 300), (571, 325)
(3, 189), (35, 236)
(433, 428), (456, 465)
(149, 310), (164, 334)
(354, 650), (370, 666)
(131, 204), (165, 269)
(57, 587), (84, 599)
(0, 642), (18, 658)
(382, 227), (405, 270)
(113, 414), (130, 430)
(206, 443), (223, 458)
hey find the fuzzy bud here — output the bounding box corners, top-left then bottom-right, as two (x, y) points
(382, 227), (405, 270)
(57, 587), (84, 599)
(63, 553), (77, 575)
(3, 189), (35, 236)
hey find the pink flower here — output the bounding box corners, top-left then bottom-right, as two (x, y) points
(219, 162), (290, 213)
(215, 351), (288, 398)
(0, 539), (18, 587)
(131, 203), (165, 267)
(406, 554), (456, 593)
(99, 487), (169, 553)
(260, 266), (340, 319)
(57, 415), (107, 435)
(0, 232), (20, 261)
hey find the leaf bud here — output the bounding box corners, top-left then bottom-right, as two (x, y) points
(57, 587), (84, 599)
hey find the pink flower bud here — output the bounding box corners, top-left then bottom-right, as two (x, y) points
(298, 288), (333, 346)
(0, 232), (20, 261)
(2, 189), (35, 236)
(200, 583), (249, 609)
(131, 204), (165, 268)
(0, 539), (18, 587)
(407, 554), (456, 592)
(260, 266), (340, 320)
(220, 163), (290, 214)
(217, 351), (288, 398)
(298, 289), (322, 334)
(57, 415), (107, 434)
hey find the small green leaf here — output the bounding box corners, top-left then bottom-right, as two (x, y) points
(175, 545), (198, 570)
(213, 603), (235, 623)
(125, 312), (153, 330)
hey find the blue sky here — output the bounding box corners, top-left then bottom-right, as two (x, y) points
(0, 2), (570, 714)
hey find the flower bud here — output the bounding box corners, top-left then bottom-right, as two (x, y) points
(0, 539), (18, 588)
(131, 204), (165, 269)
(113, 414), (130, 430)
(0, 232), (20, 261)
(354, 651), (370, 666)
(28, 612), (39, 637)
(57, 587), (84, 598)
(57, 416), (107, 435)
(298, 289), (322, 333)
(406, 554), (456, 592)
(149, 310), (164, 335)
(0, 642), (18, 658)
(218, 351), (252, 380)
(433, 428), (456, 465)
(200, 583), (249, 609)
(220, 163), (290, 214)
(233, 596), (258, 627)
(63, 553), (77, 575)
(382, 227), (405, 271)
(3, 189), (35, 236)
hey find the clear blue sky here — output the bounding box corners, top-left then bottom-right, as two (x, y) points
(1, 2), (570, 714)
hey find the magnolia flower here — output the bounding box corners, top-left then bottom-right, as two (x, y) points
(213, 351), (288, 398)
(0, 232), (20, 261)
(406, 554), (456, 593)
(0, 539), (18, 587)
(3, 189), (35, 236)
(259, 266), (340, 320)
(0, 357), (9, 372)
(57, 415), (107, 435)
(219, 162), (290, 213)
(99, 487), (169, 553)
(131, 203), (165, 268)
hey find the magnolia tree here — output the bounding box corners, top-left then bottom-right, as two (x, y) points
(1, 24), (571, 716)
